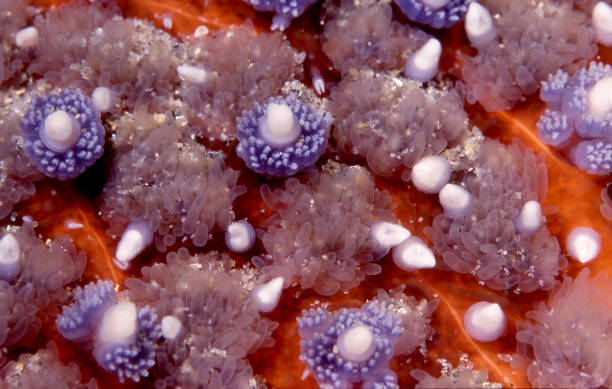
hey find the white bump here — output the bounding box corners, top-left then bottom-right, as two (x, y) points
(0, 233), (21, 282)
(464, 301), (506, 342)
(260, 103), (301, 148)
(161, 315), (183, 340)
(593, 2), (612, 46)
(337, 325), (376, 363)
(392, 236), (436, 271)
(369, 221), (411, 250)
(92, 87), (116, 112)
(41, 110), (81, 153)
(177, 64), (209, 84)
(411, 155), (451, 194)
(97, 302), (137, 346)
(439, 183), (472, 219)
(587, 77), (612, 117)
(567, 226), (601, 264)
(465, 2), (496, 48)
(64, 220), (84, 230)
(404, 38), (442, 82)
(14, 26), (39, 48)
(422, 0), (450, 9)
(251, 277), (284, 312)
(115, 220), (153, 265)
(225, 221), (256, 253)
(514, 200), (544, 234)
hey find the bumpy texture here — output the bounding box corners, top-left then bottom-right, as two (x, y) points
(329, 70), (469, 180)
(29, 1), (178, 112)
(394, 0), (472, 28)
(180, 22), (304, 141)
(0, 222), (86, 348)
(538, 62), (612, 174)
(298, 288), (437, 388)
(322, 0), (430, 73)
(242, 0), (318, 30)
(0, 342), (97, 389)
(0, 0), (32, 85)
(93, 306), (160, 383)
(124, 249), (277, 389)
(252, 163), (397, 295)
(101, 124), (245, 251)
(21, 89), (105, 179)
(56, 280), (117, 342)
(512, 269), (612, 388)
(460, 0), (597, 111)
(425, 140), (566, 292)
(0, 113), (43, 218)
(411, 358), (500, 388)
(236, 94), (331, 177)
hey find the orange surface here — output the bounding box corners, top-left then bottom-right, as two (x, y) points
(12, 0), (612, 388)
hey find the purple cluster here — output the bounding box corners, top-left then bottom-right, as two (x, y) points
(21, 89), (105, 179)
(394, 0), (472, 28)
(537, 62), (612, 174)
(297, 300), (403, 389)
(242, 0), (318, 30)
(55, 280), (116, 342)
(94, 306), (160, 383)
(236, 94), (331, 178)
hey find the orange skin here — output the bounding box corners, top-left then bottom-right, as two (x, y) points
(14, 1), (612, 388)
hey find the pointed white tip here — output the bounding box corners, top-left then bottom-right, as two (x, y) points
(15, 26), (39, 48)
(252, 277), (284, 312)
(41, 110), (81, 153)
(567, 226), (601, 264)
(465, 2), (496, 48)
(0, 233), (21, 281)
(161, 315), (183, 340)
(177, 64), (209, 84)
(369, 221), (411, 250)
(514, 200), (543, 234)
(313, 75), (325, 95)
(92, 87), (117, 112)
(404, 38), (442, 82)
(587, 77), (612, 117)
(337, 325), (376, 362)
(439, 183), (472, 219)
(411, 155), (451, 194)
(392, 236), (436, 271)
(97, 302), (137, 346)
(115, 220), (154, 264)
(593, 2), (612, 46)
(464, 301), (506, 342)
(225, 221), (256, 253)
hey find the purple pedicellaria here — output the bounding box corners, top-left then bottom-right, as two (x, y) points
(236, 94), (331, 178)
(394, 0), (472, 29)
(21, 89), (105, 180)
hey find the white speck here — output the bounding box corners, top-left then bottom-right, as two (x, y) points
(411, 155), (451, 194)
(439, 183), (473, 219)
(404, 38), (442, 82)
(161, 315), (183, 340)
(593, 2), (612, 46)
(251, 277), (284, 312)
(115, 220), (153, 265)
(14, 26), (39, 48)
(337, 325), (376, 362)
(0, 233), (21, 282)
(566, 226), (601, 263)
(225, 221), (256, 253)
(162, 14), (173, 30)
(465, 2), (496, 48)
(92, 87), (117, 112)
(392, 236), (436, 271)
(177, 64), (209, 84)
(514, 200), (544, 235)
(64, 220), (84, 230)
(369, 221), (411, 250)
(194, 25), (209, 37)
(464, 301), (506, 342)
